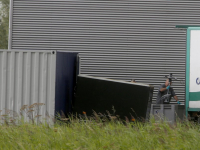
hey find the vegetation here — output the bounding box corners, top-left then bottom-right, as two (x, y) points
(0, 1), (198, 149)
(0, 108), (200, 150)
(0, 0), (9, 49)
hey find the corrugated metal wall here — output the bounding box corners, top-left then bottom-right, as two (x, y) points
(0, 50), (56, 118)
(10, 1), (200, 103)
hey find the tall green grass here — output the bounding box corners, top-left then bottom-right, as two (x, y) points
(0, 118), (200, 150)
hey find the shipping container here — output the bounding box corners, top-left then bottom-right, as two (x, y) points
(74, 75), (154, 121)
(0, 50), (78, 120)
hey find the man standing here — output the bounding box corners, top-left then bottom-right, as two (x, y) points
(130, 79), (136, 83)
(156, 79), (181, 104)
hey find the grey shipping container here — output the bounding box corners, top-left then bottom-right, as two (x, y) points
(74, 75), (154, 121)
(150, 104), (185, 123)
(0, 50), (78, 119)
(10, 0), (200, 104)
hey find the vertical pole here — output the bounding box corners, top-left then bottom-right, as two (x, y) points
(185, 28), (191, 119)
(8, 0), (13, 49)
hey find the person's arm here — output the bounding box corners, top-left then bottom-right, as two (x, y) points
(173, 95), (181, 104)
(171, 87), (181, 104)
(173, 95), (178, 102)
(159, 85), (170, 92)
(160, 87), (167, 92)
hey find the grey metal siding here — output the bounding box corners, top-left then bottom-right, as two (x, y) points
(0, 50), (56, 117)
(11, 1), (200, 103)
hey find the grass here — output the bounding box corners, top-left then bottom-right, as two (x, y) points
(0, 117), (200, 150)
(0, 104), (200, 149)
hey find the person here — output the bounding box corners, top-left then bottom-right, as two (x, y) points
(130, 79), (136, 83)
(156, 79), (181, 104)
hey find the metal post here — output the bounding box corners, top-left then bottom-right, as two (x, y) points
(8, 0), (13, 49)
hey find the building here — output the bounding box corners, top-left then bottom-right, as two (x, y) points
(9, 0), (200, 103)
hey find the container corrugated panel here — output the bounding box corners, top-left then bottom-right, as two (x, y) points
(10, 0), (200, 103)
(0, 50), (79, 120)
(0, 50), (56, 118)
